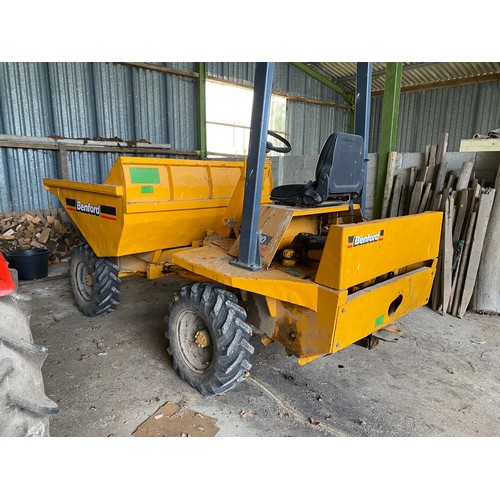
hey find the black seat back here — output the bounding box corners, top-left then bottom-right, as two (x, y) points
(315, 132), (364, 197)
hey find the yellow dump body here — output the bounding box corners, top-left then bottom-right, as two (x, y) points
(43, 156), (273, 257)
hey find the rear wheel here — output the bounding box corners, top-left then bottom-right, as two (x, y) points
(69, 243), (120, 316)
(165, 283), (254, 395)
(0, 292), (59, 436)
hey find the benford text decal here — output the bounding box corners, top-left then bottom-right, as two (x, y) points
(347, 230), (384, 248)
(65, 198), (117, 221)
(76, 201), (100, 215)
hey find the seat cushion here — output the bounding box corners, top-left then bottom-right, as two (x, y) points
(270, 182), (323, 206)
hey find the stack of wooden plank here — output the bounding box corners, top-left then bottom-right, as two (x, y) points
(385, 132), (497, 318)
(386, 132), (450, 218)
(0, 209), (81, 264)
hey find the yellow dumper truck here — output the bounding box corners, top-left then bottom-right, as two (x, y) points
(43, 132), (441, 395)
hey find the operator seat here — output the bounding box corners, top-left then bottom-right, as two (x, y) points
(270, 132), (365, 207)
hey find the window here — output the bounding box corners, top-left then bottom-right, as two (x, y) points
(206, 81), (287, 157)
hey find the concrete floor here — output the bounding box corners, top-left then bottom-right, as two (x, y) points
(18, 263), (500, 438)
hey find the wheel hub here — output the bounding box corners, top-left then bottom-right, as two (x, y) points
(176, 310), (214, 373)
(85, 274), (93, 287)
(194, 329), (210, 348)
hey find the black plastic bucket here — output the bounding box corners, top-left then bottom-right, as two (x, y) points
(5, 248), (50, 280)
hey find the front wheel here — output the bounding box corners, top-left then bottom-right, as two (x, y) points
(165, 283), (254, 396)
(69, 243), (120, 316)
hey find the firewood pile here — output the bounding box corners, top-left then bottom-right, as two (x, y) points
(385, 132), (497, 318)
(0, 209), (82, 264)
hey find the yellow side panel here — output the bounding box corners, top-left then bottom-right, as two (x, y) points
(316, 212), (442, 290)
(332, 265), (436, 352)
(170, 164), (211, 200)
(118, 158), (244, 210)
(42, 181), (124, 257)
(272, 286), (344, 358)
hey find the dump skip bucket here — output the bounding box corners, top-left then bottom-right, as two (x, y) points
(5, 248), (50, 280)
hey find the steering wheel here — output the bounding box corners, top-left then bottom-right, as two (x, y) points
(266, 130), (292, 154)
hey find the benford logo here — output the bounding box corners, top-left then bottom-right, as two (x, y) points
(347, 230), (384, 248)
(76, 201), (100, 216)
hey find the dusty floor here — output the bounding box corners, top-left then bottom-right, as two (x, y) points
(18, 263), (500, 438)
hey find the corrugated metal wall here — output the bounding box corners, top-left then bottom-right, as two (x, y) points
(1, 62), (498, 213)
(369, 80), (500, 153)
(0, 62), (198, 212)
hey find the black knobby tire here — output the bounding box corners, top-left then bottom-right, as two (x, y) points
(69, 243), (120, 316)
(0, 293), (59, 436)
(165, 282), (254, 396)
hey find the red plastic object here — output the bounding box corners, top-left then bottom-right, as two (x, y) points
(0, 253), (16, 296)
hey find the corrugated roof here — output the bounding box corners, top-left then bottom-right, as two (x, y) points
(308, 62), (500, 94)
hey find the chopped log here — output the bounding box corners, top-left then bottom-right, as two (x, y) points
(38, 227), (51, 245)
(0, 209), (81, 264)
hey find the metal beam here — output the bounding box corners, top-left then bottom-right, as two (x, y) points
(115, 62), (198, 79)
(336, 62), (440, 83)
(232, 63), (275, 272)
(197, 62), (207, 159)
(374, 62), (403, 219)
(292, 62), (354, 105)
(371, 71), (500, 96)
(354, 63), (373, 213)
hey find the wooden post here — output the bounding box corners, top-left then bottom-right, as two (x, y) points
(381, 151), (398, 218)
(408, 181), (424, 215)
(389, 174), (403, 217)
(452, 189), (468, 244)
(472, 164), (500, 313)
(434, 162), (449, 194)
(436, 132), (449, 166)
(398, 184), (408, 216)
(455, 161), (474, 191)
(451, 212), (477, 316)
(58, 143), (69, 180)
(457, 189), (496, 318)
(417, 182), (432, 213)
(441, 197), (454, 315)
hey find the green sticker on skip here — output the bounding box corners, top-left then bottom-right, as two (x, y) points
(141, 185), (154, 194)
(374, 314), (385, 327)
(130, 167), (160, 184)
